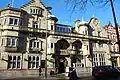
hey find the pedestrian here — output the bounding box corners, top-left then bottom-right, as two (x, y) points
(39, 66), (42, 76)
(68, 67), (79, 80)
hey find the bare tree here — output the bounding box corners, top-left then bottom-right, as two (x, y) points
(64, 0), (114, 12)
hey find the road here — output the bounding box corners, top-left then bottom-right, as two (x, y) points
(1, 76), (120, 80)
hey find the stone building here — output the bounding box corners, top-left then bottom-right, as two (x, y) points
(104, 22), (120, 67)
(0, 0), (111, 77)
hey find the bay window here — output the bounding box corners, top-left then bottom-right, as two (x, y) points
(8, 56), (21, 69)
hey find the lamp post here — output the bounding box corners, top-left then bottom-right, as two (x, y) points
(109, 0), (120, 53)
(45, 6), (52, 78)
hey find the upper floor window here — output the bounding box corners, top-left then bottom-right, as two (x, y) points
(55, 26), (71, 33)
(33, 22), (39, 29)
(85, 30), (87, 35)
(7, 38), (18, 47)
(9, 18), (18, 26)
(51, 43), (53, 48)
(51, 25), (54, 30)
(1, 38), (5, 46)
(30, 8), (43, 15)
(30, 39), (42, 49)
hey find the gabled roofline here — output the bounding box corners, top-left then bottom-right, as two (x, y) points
(0, 7), (27, 14)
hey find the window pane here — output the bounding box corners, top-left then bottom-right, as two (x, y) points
(33, 9), (35, 13)
(63, 28), (65, 32)
(13, 62), (16, 68)
(36, 9), (38, 14)
(51, 25), (53, 30)
(28, 62), (32, 68)
(13, 56), (16, 60)
(8, 56), (12, 60)
(30, 41), (32, 47)
(32, 62), (35, 68)
(60, 27), (62, 32)
(28, 56), (31, 61)
(18, 56), (20, 61)
(36, 62), (39, 68)
(51, 43), (53, 48)
(8, 62), (12, 68)
(9, 18), (13, 24)
(12, 39), (15, 46)
(41, 60), (45, 68)
(33, 42), (36, 47)
(37, 42), (39, 48)
(36, 56), (39, 61)
(7, 38), (11, 46)
(33, 56), (35, 60)
(1, 38), (4, 46)
(17, 62), (20, 68)
(14, 19), (18, 25)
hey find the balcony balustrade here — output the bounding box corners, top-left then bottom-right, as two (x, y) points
(0, 25), (110, 42)
(29, 47), (42, 52)
(0, 46), (17, 52)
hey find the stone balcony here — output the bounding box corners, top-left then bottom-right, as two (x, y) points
(29, 47), (42, 52)
(0, 46), (17, 52)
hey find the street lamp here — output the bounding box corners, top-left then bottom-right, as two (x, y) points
(109, 0), (120, 53)
(45, 6), (52, 78)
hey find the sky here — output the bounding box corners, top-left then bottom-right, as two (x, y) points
(0, 0), (120, 27)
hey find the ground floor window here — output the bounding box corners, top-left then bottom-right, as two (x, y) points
(93, 53), (105, 67)
(8, 56), (21, 69)
(28, 56), (40, 69)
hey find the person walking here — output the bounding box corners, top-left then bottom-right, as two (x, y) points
(39, 66), (42, 76)
(68, 67), (79, 80)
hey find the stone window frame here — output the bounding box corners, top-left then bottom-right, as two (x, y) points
(8, 55), (21, 69)
(7, 37), (18, 47)
(93, 53), (98, 67)
(99, 54), (105, 66)
(55, 26), (71, 33)
(30, 7), (43, 15)
(28, 56), (40, 69)
(8, 18), (19, 26)
(33, 21), (40, 29)
(30, 39), (42, 49)
(93, 53), (106, 67)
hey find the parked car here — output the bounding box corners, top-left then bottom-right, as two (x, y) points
(92, 66), (120, 79)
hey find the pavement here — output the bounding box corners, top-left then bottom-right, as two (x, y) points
(0, 73), (69, 80)
(0, 73), (94, 80)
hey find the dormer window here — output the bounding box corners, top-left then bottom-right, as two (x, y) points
(30, 8), (43, 15)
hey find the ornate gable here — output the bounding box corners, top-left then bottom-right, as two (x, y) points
(21, 0), (47, 12)
(89, 17), (102, 32)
